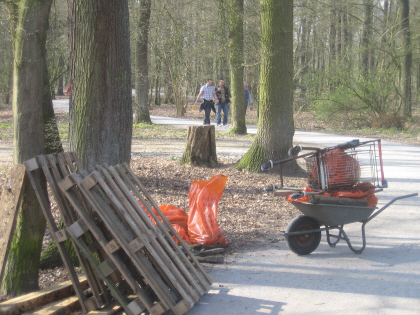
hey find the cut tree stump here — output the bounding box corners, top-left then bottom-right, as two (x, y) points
(180, 125), (217, 167)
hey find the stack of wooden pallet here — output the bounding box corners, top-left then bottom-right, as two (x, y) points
(23, 152), (212, 315)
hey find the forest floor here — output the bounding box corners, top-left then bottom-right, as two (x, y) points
(0, 100), (419, 290)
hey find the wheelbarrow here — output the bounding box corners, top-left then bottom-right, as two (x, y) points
(261, 139), (418, 254)
(283, 193), (417, 255)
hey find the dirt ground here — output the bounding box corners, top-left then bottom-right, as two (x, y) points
(0, 102), (419, 290)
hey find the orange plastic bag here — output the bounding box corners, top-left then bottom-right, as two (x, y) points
(141, 202), (191, 245)
(286, 183), (378, 207)
(308, 148), (360, 189)
(331, 182), (378, 207)
(188, 174), (228, 247)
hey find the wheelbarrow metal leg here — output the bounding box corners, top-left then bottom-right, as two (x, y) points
(326, 226), (344, 247)
(338, 223), (368, 254)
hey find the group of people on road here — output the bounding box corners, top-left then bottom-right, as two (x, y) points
(194, 79), (253, 126)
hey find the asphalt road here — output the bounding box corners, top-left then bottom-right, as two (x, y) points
(52, 99), (420, 314)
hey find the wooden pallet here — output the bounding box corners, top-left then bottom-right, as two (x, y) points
(57, 163), (212, 315)
(24, 153), (113, 313)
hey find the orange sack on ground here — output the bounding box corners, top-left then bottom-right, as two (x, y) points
(140, 202), (191, 245)
(188, 174), (228, 247)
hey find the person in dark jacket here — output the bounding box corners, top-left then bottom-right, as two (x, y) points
(215, 79), (230, 127)
(194, 79), (218, 125)
(244, 81), (253, 113)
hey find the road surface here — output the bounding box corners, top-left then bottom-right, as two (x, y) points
(47, 99), (420, 314)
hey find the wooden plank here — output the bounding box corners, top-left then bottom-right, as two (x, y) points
(20, 296), (80, 315)
(65, 227), (136, 315)
(308, 195), (370, 206)
(54, 230), (68, 243)
(69, 173), (176, 312)
(30, 154), (111, 307)
(0, 164), (26, 284)
(96, 166), (202, 303)
(87, 169), (196, 310)
(116, 163), (212, 287)
(58, 174), (160, 315)
(86, 300), (122, 315)
(0, 277), (88, 315)
(24, 160), (90, 314)
(44, 154), (110, 305)
(273, 189), (302, 197)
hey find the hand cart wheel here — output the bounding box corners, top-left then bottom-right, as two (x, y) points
(285, 215), (321, 255)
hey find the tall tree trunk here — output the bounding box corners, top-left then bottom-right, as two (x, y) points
(230, 0), (246, 134)
(57, 56), (64, 96)
(134, 0), (152, 124)
(328, 0), (336, 91)
(68, 0), (132, 170)
(236, 0), (295, 172)
(217, 0), (229, 81)
(1, 0), (53, 296)
(360, 0), (373, 76)
(399, 0), (412, 117)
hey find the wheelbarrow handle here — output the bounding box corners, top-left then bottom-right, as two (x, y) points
(366, 192), (418, 223)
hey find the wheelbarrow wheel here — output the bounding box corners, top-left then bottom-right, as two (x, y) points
(285, 215), (321, 255)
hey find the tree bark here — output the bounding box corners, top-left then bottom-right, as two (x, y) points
(134, 0), (152, 124)
(68, 0), (132, 170)
(398, 0), (412, 117)
(236, 0), (296, 172)
(229, 0), (246, 134)
(180, 126), (217, 167)
(360, 0), (373, 76)
(2, 0), (53, 296)
(57, 56), (64, 96)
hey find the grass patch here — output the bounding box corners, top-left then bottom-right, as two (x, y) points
(132, 123), (188, 139)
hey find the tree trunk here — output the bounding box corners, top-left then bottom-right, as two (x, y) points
(180, 126), (217, 167)
(398, 0), (412, 117)
(229, 0), (246, 134)
(2, 0), (53, 296)
(328, 0), (336, 91)
(134, 0), (152, 124)
(360, 0), (373, 76)
(236, 0), (296, 172)
(57, 56), (64, 96)
(68, 0), (132, 170)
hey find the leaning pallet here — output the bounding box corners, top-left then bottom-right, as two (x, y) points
(57, 163), (212, 315)
(24, 153), (108, 313)
(24, 153), (150, 313)
(59, 173), (167, 315)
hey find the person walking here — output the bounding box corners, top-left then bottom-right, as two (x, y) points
(244, 81), (253, 113)
(215, 79), (231, 127)
(194, 79), (218, 125)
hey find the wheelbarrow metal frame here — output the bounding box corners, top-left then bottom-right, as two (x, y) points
(282, 193), (418, 254)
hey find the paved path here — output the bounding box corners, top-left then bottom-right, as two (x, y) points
(50, 100), (420, 314)
(150, 114), (420, 314)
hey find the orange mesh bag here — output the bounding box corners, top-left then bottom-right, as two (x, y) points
(188, 174), (228, 247)
(308, 148), (360, 190)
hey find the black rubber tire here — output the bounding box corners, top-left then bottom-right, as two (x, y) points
(285, 215), (321, 255)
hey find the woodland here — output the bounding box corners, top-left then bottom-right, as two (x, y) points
(0, 0), (419, 298)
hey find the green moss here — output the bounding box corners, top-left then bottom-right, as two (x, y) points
(235, 139), (267, 172)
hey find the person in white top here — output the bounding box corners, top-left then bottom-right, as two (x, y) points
(194, 79), (219, 125)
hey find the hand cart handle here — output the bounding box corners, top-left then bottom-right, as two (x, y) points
(366, 193), (418, 223)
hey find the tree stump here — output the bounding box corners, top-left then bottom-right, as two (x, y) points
(180, 125), (217, 167)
